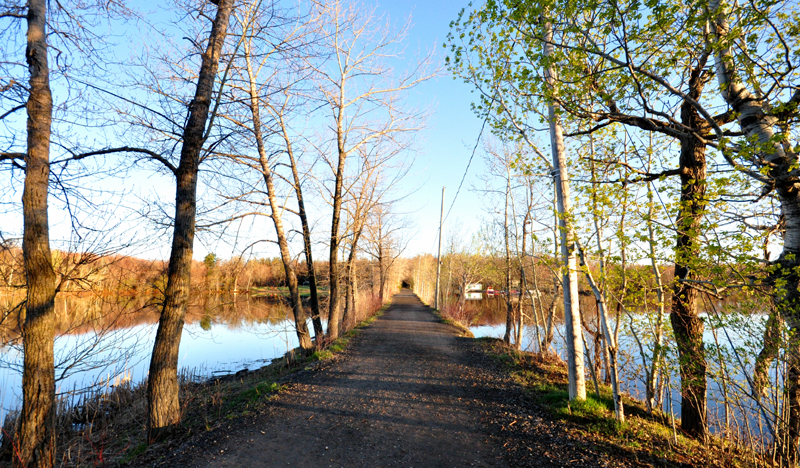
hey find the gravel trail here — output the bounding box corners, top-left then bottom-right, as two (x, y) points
(149, 290), (626, 467)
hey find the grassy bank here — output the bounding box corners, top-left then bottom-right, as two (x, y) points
(479, 338), (770, 468)
(0, 304), (389, 467)
(414, 293), (475, 338)
(430, 307), (474, 338)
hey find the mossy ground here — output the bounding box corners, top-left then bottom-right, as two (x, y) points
(478, 338), (772, 467)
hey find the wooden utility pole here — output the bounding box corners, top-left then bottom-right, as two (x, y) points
(434, 187), (445, 310)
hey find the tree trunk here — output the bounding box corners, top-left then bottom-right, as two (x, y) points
(244, 44), (313, 353)
(543, 19), (585, 400)
(378, 246), (387, 304)
(281, 115), (323, 338)
(753, 309), (782, 399)
(669, 62), (709, 440)
(544, 281), (559, 353)
(327, 98), (347, 340)
(18, 1), (57, 465)
(711, 4), (800, 456)
(146, 0), (232, 442)
(645, 179), (666, 415)
(577, 242), (624, 421)
(342, 231), (361, 332)
(503, 173), (514, 345)
(517, 212), (530, 351)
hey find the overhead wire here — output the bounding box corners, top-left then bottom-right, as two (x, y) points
(430, 106), (492, 253)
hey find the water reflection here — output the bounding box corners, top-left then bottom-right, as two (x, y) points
(0, 292), (313, 418)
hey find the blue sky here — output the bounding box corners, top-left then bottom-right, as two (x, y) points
(0, 0), (496, 261)
(372, 0), (489, 256)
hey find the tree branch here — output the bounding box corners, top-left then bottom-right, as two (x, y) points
(54, 147), (177, 174)
(0, 104), (25, 121)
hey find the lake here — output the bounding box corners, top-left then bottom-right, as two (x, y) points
(0, 292), (315, 422)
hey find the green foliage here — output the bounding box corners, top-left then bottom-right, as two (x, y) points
(200, 314), (212, 331)
(203, 253), (218, 270)
(310, 349), (335, 361)
(231, 381), (282, 407)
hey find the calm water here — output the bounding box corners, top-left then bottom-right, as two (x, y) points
(0, 293), (313, 421)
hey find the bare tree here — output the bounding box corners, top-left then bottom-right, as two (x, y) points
(15, 1), (58, 464)
(307, 0), (434, 339)
(145, 0), (234, 442)
(365, 203), (411, 304)
(217, 0), (316, 351)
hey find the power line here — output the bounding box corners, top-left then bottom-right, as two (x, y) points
(442, 110), (491, 225)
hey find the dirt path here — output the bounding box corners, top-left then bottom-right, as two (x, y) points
(152, 290), (625, 467)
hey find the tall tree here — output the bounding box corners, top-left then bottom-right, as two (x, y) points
(17, 0), (57, 465)
(543, 17), (586, 399)
(365, 203), (410, 304)
(308, 0), (433, 339)
(241, 7), (313, 351)
(445, 0), (751, 432)
(236, 2), (326, 337)
(709, 0), (800, 457)
(217, 0), (316, 350)
(146, 0), (234, 441)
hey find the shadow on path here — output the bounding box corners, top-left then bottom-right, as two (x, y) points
(153, 289), (626, 467)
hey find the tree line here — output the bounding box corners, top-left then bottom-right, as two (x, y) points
(445, 0), (798, 463)
(1, 0), (428, 465)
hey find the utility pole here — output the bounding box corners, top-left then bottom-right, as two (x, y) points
(434, 187), (445, 310)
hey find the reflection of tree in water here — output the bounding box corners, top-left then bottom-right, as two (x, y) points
(0, 291), (304, 401)
(0, 292), (303, 339)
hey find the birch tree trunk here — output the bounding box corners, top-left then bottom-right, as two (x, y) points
(146, 0), (233, 442)
(18, 0), (57, 465)
(543, 18), (585, 400)
(711, 0), (800, 456)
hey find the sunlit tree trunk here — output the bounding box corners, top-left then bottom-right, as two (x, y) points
(378, 242), (387, 304)
(282, 122), (324, 338)
(342, 228), (362, 332)
(327, 94), (347, 340)
(577, 242), (624, 421)
(543, 18), (585, 400)
(669, 60), (710, 440)
(18, 0), (57, 465)
(146, 0), (233, 442)
(243, 43), (312, 352)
